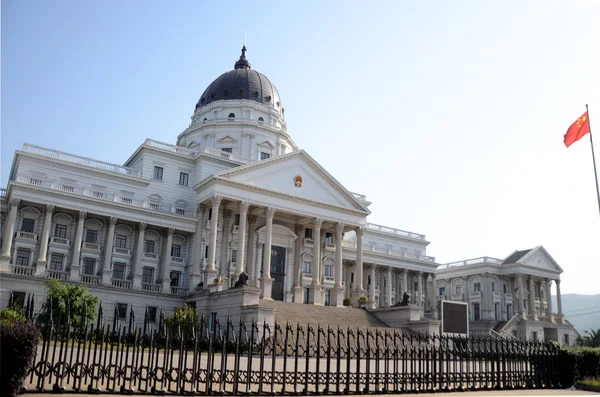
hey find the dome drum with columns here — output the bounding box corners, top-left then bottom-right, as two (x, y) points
(0, 45), (579, 343)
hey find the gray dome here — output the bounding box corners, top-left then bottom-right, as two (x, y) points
(195, 46), (283, 114)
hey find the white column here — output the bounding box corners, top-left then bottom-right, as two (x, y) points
(555, 279), (563, 323)
(1, 199), (20, 263)
(332, 222), (345, 306)
(205, 196), (222, 287)
(309, 217), (323, 304)
(101, 217), (117, 286)
(132, 222), (146, 290)
(190, 204), (205, 291)
(352, 227), (365, 306)
(369, 265), (376, 309)
(401, 270), (408, 297)
(545, 278), (553, 322)
(69, 210), (86, 280)
(293, 224), (304, 303)
(516, 274), (524, 316)
(260, 207), (275, 299)
(386, 266), (393, 307)
(431, 272), (438, 319)
(246, 215), (257, 285)
(417, 271), (423, 309)
(528, 275), (536, 320)
(236, 202), (249, 276)
(161, 228), (174, 292)
(36, 204), (55, 275)
(219, 209), (232, 281)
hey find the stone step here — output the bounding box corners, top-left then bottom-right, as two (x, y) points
(259, 299), (391, 330)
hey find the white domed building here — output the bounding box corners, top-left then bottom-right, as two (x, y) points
(0, 47), (577, 342)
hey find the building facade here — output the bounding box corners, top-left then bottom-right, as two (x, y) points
(0, 47), (440, 328)
(435, 246), (579, 346)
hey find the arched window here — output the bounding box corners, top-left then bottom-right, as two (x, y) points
(203, 118), (207, 122)
(228, 113), (235, 118)
(258, 117), (264, 122)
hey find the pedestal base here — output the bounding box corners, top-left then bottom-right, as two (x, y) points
(102, 272), (112, 286)
(293, 286), (304, 303)
(331, 287), (346, 307)
(35, 260), (46, 277)
(259, 276), (273, 299)
(133, 273), (142, 290)
(352, 289), (366, 308)
(69, 265), (80, 282)
(309, 284), (323, 305)
(188, 274), (202, 293)
(161, 278), (171, 294)
(204, 270), (218, 289)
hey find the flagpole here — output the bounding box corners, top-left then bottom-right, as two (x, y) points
(586, 104), (600, 216)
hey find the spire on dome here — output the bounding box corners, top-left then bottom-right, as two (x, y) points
(234, 40), (251, 70)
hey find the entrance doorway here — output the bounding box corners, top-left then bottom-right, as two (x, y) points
(263, 245), (286, 301)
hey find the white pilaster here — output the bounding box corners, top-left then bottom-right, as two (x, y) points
(69, 210), (86, 280)
(205, 196), (222, 287)
(101, 217), (117, 286)
(332, 222), (345, 307)
(260, 207), (275, 299)
(161, 228), (174, 292)
(555, 279), (563, 323)
(1, 199), (20, 264)
(309, 217), (323, 305)
(132, 222), (146, 290)
(36, 204), (55, 275)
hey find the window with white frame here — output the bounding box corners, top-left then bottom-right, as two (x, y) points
(474, 282), (481, 293)
(144, 239), (155, 253)
(21, 218), (35, 233)
(439, 287), (445, 296)
(473, 302), (481, 321)
(117, 303), (128, 320)
(82, 258), (96, 275)
(303, 262), (311, 273)
(85, 229), (98, 244)
(171, 244), (181, 258)
(231, 249), (237, 263)
(147, 306), (157, 322)
(260, 152), (270, 160)
(304, 228), (313, 239)
(142, 267), (154, 284)
(179, 172), (189, 186)
(325, 232), (333, 244)
(455, 284), (462, 295)
(324, 263), (333, 277)
(153, 166), (163, 180)
(324, 290), (331, 306)
(120, 197), (133, 204)
(175, 208), (185, 215)
(221, 147), (233, 153)
(54, 224), (67, 238)
(115, 234), (127, 249)
(112, 262), (126, 280)
(49, 253), (64, 271)
(170, 271), (181, 287)
(15, 248), (31, 266)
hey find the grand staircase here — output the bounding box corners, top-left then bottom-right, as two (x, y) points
(259, 299), (390, 330)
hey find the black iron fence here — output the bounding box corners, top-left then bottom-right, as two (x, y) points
(23, 300), (566, 394)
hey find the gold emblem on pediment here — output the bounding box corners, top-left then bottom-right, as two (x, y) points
(294, 175), (303, 188)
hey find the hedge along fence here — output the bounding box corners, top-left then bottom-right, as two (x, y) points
(557, 347), (600, 387)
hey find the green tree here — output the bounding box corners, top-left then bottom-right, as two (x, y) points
(164, 304), (199, 340)
(576, 328), (600, 347)
(36, 280), (99, 333)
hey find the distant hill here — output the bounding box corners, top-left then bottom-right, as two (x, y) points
(552, 294), (600, 334)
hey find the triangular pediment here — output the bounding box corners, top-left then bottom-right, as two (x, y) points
(519, 246), (563, 272)
(215, 151), (369, 213)
(218, 135), (238, 144)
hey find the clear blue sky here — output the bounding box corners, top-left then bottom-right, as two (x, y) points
(2, 0), (599, 294)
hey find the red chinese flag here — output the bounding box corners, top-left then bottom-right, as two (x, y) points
(564, 111), (591, 148)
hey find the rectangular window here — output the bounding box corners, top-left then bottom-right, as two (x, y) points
(21, 218), (35, 233)
(54, 224), (67, 238)
(115, 234), (127, 249)
(171, 244), (181, 258)
(10, 291), (27, 309)
(368, 275), (371, 286)
(260, 152), (271, 160)
(92, 190), (105, 199)
(324, 290), (331, 306)
(82, 258), (95, 275)
(234, 214), (240, 226)
(221, 147), (233, 153)
(117, 303), (128, 320)
(325, 232), (333, 244)
(112, 262), (126, 280)
(15, 248), (31, 266)
(147, 306), (157, 323)
(61, 184), (75, 193)
(231, 249), (237, 263)
(473, 302), (481, 321)
(179, 172), (189, 186)
(503, 284), (508, 294)
(304, 228), (313, 239)
(491, 282), (495, 292)
(49, 253), (64, 271)
(85, 229), (98, 244)
(324, 264), (333, 277)
(474, 282), (481, 292)
(303, 262), (311, 273)
(351, 272), (354, 283)
(142, 267), (154, 284)
(153, 166), (163, 180)
(303, 288), (310, 304)
(170, 271), (180, 287)
(439, 287), (446, 296)
(204, 245), (209, 258)
(495, 302), (500, 320)
(144, 239), (155, 253)
(175, 208), (185, 215)
(149, 202), (160, 210)
(564, 334), (569, 345)
(121, 197), (133, 204)
(532, 331), (538, 341)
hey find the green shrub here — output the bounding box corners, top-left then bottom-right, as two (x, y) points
(558, 347), (600, 387)
(0, 320), (41, 397)
(164, 304), (199, 341)
(343, 298), (352, 306)
(358, 296), (368, 306)
(0, 307), (26, 325)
